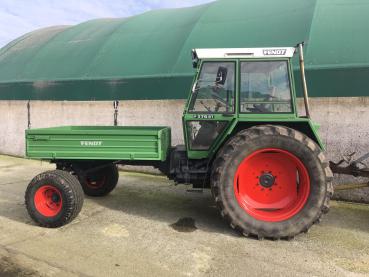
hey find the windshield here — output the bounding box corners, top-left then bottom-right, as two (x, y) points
(189, 62), (235, 113)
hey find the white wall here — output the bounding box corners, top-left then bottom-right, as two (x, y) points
(1, 98), (368, 202)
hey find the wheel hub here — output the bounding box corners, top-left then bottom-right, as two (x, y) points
(51, 193), (60, 203)
(34, 185), (63, 217)
(258, 172), (275, 188)
(86, 175), (106, 189)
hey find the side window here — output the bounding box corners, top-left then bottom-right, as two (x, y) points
(240, 61), (292, 113)
(189, 62), (235, 113)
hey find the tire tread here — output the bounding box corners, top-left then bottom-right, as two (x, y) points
(25, 170), (84, 228)
(211, 125), (333, 240)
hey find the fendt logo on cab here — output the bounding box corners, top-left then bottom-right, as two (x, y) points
(80, 141), (102, 146)
(263, 49), (287, 56)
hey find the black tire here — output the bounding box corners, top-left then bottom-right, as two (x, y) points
(25, 170), (84, 228)
(211, 125), (333, 240)
(77, 164), (119, 197)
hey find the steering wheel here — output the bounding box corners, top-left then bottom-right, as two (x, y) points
(200, 98), (224, 112)
(199, 100), (212, 112)
(211, 92), (228, 105)
(196, 86), (225, 112)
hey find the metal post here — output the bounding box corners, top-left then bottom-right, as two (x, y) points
(298, 43), (311, 118)
(113, 100), (119, 126)
(27, 100), (31, 129)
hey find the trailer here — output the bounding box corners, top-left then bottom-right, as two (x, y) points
(26, 126), (171, 161)
(24, 44), (333, 240)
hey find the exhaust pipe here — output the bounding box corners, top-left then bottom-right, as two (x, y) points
(298, 43), (311, 118)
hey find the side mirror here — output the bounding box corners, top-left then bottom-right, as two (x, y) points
(191, 50), (199, 68)
(216, 66), (228, 85)
(191, 81), (198, 94)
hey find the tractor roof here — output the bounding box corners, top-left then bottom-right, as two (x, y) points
(192, 47), (295, 60)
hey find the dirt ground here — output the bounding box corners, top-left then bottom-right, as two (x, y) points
(0, 155), (369, 277)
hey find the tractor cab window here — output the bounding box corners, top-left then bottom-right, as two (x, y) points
(189, 62), (235, 113)
(240, 61), (292, 113)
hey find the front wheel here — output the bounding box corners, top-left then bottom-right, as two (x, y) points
(25, 170), (84, 228)
(211, 125), (333, 239)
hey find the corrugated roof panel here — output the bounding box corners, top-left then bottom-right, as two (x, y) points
(0, 0), (368, 100)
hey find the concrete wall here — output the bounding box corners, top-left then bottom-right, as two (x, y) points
(1, 98), (368, 202)
(306, 97), (369, 203)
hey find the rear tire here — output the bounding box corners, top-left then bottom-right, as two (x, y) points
(25, 170), (84, 228)
(211, 125), (333, 239)
(77, 164), (119, 197)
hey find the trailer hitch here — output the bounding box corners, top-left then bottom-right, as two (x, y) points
(330, 152), (369, 178)
(329, 152), (369, 191)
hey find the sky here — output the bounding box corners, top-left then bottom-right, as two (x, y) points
(0, 0), (214, 48)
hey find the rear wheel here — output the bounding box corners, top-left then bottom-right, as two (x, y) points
(25, 170), (84, 228)
(77, 164), (119, 197)
(211, 125), (333, 239)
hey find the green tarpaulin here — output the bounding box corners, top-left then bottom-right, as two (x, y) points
(0, 0), (368, 100)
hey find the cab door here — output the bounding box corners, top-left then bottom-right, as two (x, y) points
(183, 60), (237, 159)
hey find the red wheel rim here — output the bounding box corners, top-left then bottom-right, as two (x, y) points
(86, 175), (106, 189)
(234, 148), (310, 222)
(34, 185), (62, 217)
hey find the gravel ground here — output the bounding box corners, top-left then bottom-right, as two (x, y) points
(0, 155), (369, 277)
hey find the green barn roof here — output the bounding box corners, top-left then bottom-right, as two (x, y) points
(0, 0), (368, 100)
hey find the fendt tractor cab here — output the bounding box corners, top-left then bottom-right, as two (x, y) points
(25, 44), (333, 240)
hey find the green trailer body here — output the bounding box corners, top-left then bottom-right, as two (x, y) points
(26, 126), (171, 161)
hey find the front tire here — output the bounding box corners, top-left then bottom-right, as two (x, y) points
(211, 125), (333, 239)
(25, 170), (84, 228)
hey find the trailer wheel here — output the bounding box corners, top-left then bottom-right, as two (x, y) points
(78, 164), (119, 197)
(25, 170), (84, 228)
(211, 125), (333, 240)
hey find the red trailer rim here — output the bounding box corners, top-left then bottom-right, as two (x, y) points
(34, 185), (62, 217)
(86, 175), (106, 189)
(233, 148), (310, 222)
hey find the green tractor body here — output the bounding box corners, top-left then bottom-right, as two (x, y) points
(24, 45), (333, 239)
(184, 47), (324, 160)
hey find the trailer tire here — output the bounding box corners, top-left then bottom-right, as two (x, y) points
(25, 170), (84, 228)
(78, 164), (119, 197)
(211, 125), (333, 240)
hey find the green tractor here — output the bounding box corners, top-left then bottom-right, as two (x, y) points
(25, 44), (333, 239)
